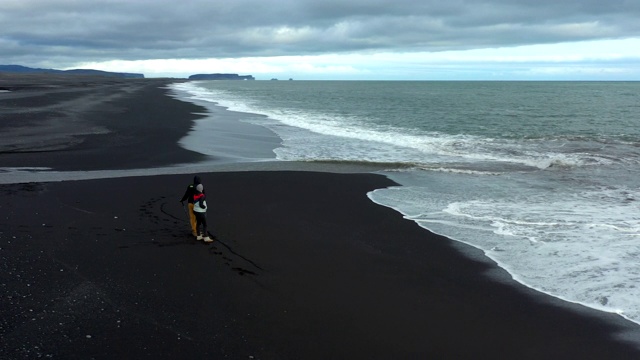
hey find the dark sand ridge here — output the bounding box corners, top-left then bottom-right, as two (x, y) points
(1, 75), (640, 359)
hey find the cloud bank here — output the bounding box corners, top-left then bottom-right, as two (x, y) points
(1, 0), (639, 79)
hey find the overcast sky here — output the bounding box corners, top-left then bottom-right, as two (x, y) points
(1, 0), (639, 80)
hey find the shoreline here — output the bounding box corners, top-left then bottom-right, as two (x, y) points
(1, 75), (640, 358)
(368, 187), (640, 329)
(168, 82), (283, 162)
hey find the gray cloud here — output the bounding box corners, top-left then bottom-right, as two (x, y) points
(1, 0), (639, 68)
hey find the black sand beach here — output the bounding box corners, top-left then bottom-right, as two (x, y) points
(0, 73), (207, 171)
(2, 75), (640, 359)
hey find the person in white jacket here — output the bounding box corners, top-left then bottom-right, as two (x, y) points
(192, 184), (213, 243)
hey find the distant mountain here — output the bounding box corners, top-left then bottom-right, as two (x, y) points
(0, 65), (144, 79)
(189, 73), (254, 80)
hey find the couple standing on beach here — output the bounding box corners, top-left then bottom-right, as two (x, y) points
(180, 176), (213, 243)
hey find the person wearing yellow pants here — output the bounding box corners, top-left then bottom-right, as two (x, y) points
(179, 175), (203, 237)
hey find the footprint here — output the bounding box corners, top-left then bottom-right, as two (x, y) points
(232, 267), (257, 276)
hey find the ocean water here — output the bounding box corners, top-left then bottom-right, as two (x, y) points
(171, 80), (640, 324)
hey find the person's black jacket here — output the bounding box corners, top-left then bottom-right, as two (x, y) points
(180, 176), (203, 204)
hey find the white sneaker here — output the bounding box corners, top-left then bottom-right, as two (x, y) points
(203, 237), (213, 243)
(196, 235), (203, 240)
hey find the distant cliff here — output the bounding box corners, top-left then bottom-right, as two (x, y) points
(0, 65), (144, 79)
(189, 73), (255, 80)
